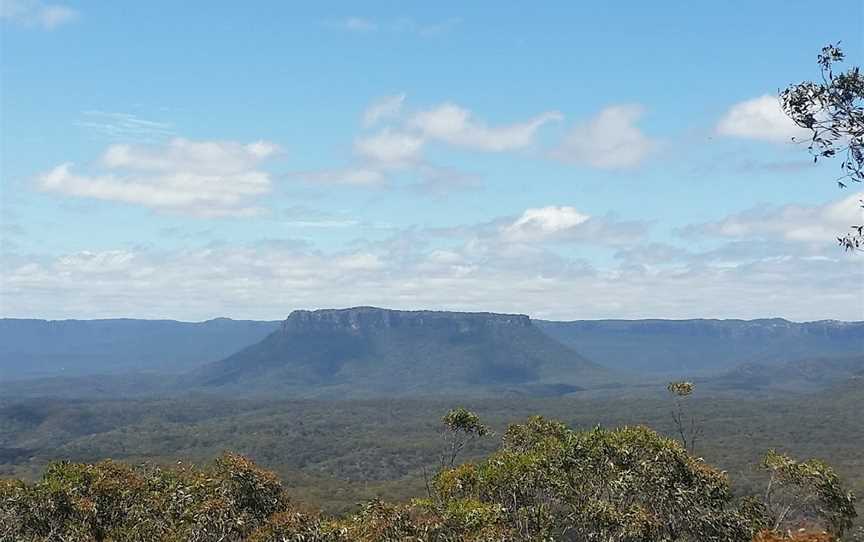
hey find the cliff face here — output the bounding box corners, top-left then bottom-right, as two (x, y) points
(281, 307), (532, 334)
(195, 307), (605, 397)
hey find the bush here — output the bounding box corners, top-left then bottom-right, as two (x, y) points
(0, 414), (856, 541)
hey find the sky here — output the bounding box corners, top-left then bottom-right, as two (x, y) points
(1, 0), (863, 322)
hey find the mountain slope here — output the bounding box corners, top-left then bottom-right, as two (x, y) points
(702, 354), (864, 392)
(192, 307), (609, 397)
(0, 318), (281, 379)
(536, 319), (864, 375)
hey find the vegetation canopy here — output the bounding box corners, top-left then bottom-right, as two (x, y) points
(781, 43), (864, 251)
(1, 411), (857, 542)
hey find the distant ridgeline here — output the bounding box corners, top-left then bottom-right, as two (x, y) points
(0, 317), (281, 379)
(536, 318), (864, 374)
(1, 309), (862, 397)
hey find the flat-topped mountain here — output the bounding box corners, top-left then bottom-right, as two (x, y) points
(192, 307), (607, 397)
(536, 318), (864, 375)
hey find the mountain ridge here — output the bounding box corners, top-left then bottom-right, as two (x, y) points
(0, 317), (281, 379)
(536, 318), (864, 374)
(2, 313), (861, 384)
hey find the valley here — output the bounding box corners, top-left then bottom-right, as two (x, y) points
(1, 389), (862, 516)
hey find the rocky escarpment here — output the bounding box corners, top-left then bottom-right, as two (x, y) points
(193, 307), (606, 397)
(281, 307), (531, 334)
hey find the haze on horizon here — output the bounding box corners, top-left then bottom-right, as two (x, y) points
(1, 1), (863, 322)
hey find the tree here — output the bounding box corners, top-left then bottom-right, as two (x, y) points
(439, 407), (489, 469)
(762, 450), (857, 538)
(431, 417), (767, 541)
(667, 380), (703, 455)
(781, 43), (864, 251)
(0, 453), (292, 542)
(753, 530), (835, 542)
(246, 510), (338, 542)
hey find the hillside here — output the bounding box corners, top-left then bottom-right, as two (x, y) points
(0, 318), (280, 379)
(191, 307), (609, 397)
(703, 354), (864, 392)
(537, 318), (864, 375)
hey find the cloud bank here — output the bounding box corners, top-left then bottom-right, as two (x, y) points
(4, 196), (859, 321)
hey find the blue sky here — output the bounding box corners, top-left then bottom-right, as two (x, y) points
(1, 0), (862, 321)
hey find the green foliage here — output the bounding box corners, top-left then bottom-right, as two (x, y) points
(763, 450), (857, 536)
(781, 43), (864, 250)
(442, 408), (488, 437)
(782, 44), (864, 187)
(0, 453), (290, 542)
(1, 388), (862, 531)
(246, 510), (338, 542)
(432, 420), (763, 541)
(440, 408), (488, 468)
(0, 412), (859, 541)
(667, 380), (702, 454)
(668, 381), (695, 397)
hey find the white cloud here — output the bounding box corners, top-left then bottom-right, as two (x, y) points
(340, 99), (663, 190)
(332, 17), (461, 37)
(716, 95), (810, 143)
(37, 138), (280, 217)
(409, 165), (480, 195)
(683, 192), (864, 244)
(502, 206), (590, 241)
(500, 208), (645, 246)
(310, 97), (563, 191)
(412, 17), (462, 37)
(281, 206), (360, 229)
(412, 103), (562, 152)
(428, 205), (646, 248)
(551, 105), (656, 169)
(78, 111), (175, 141)
(297, 167), (385, 186)
(336, 252), (384, 271)
(354, 128), (424, 166)
(0, 0), (78, 29)
(284, 219), (359, 229)
(341, 16), (377, 32)
(362, 94), (406, 127)
(388, 16), (463, 36)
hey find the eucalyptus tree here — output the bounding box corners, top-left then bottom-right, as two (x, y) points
(781, 44), (864, 251)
